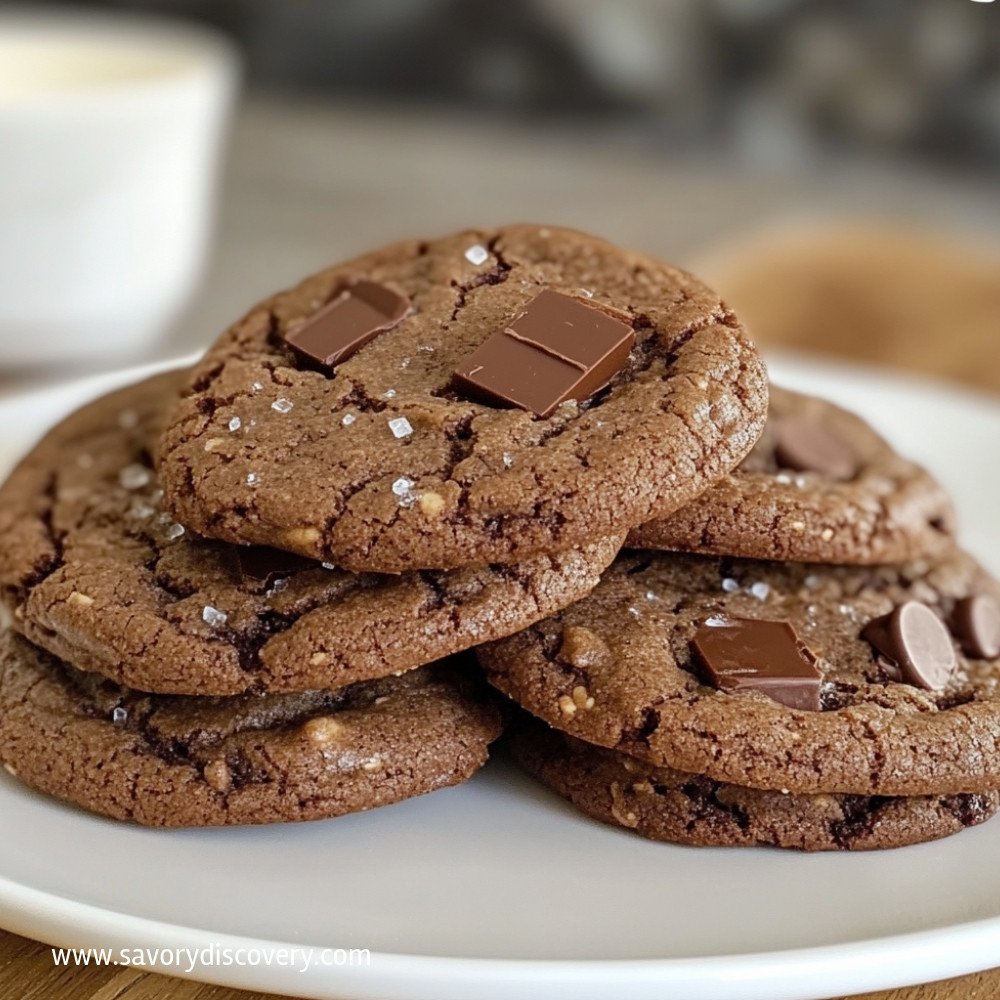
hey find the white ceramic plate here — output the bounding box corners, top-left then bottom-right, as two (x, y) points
(0, 353), (999, 1000)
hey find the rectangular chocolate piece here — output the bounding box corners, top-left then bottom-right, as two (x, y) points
(453, 289), (635, 418)
(285, 279), (409, 372)
(691, 618), (822, 712)
(455, 333), (596, 420)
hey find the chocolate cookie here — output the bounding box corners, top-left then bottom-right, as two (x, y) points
(0, 372), (622, 695)
(157, 225), (768, 572)
(0, 631), (504, 827)
(510, 719), (999, 851)
(479, 550), (1000, 796)
(629, 386), (956, 564)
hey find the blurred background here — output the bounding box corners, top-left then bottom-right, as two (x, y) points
(2, 0), (999, 388)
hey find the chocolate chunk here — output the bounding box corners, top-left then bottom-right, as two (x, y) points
(234, 546), (314, 590)
(285, 279), (409, 371)
(453, 289), (635, 417)
(691, 618), (822, 711)
(774, 417), (857, 479)
(951, 596), (1000, 660)
(862, 602), (956, 690)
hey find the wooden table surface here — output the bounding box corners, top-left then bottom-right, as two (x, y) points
(2, 98), (999, 1000)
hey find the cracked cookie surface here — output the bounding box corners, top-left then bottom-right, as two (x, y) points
(510, 718), (998, 851)
(480, 550), (1000, 796)
(157, 225), (768, 572)
(0, 631), (504, 827)
(629, 386), (956, 564)
(0, 372), (622, 695)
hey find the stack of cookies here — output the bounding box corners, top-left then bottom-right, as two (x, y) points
(487, 389), (1000, 850)
(0, 224), (998, 851)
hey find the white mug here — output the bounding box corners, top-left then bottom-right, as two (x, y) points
(0, 9), (238, 370)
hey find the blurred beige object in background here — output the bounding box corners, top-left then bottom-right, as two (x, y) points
(697, 223), (1000, 393)
(0, 9), (238, 371)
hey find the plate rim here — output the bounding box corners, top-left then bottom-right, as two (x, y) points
(5, 870), (1000, 1000)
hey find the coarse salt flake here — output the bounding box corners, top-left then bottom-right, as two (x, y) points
(202, 605), (228, 627)
(388, 416), (413, 439)
(464, 244), (489, 266)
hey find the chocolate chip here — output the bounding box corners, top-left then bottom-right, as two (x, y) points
(950, 595), (1000, 660)
(774, 417), (858, 479)
(690, 618), (822, 711)
(452, 289), (635, 418)
(284, 279), (410, 372)
(862, 602), (956, 690)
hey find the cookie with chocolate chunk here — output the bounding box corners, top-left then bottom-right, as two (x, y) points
(479, 550), (1000, 796)
(0, 372), (621, 695)
(629, 386), (956, 564)
(157, 225), (768, 572)
(510, 718), (998, 851)
(0, 632), (504, 827)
